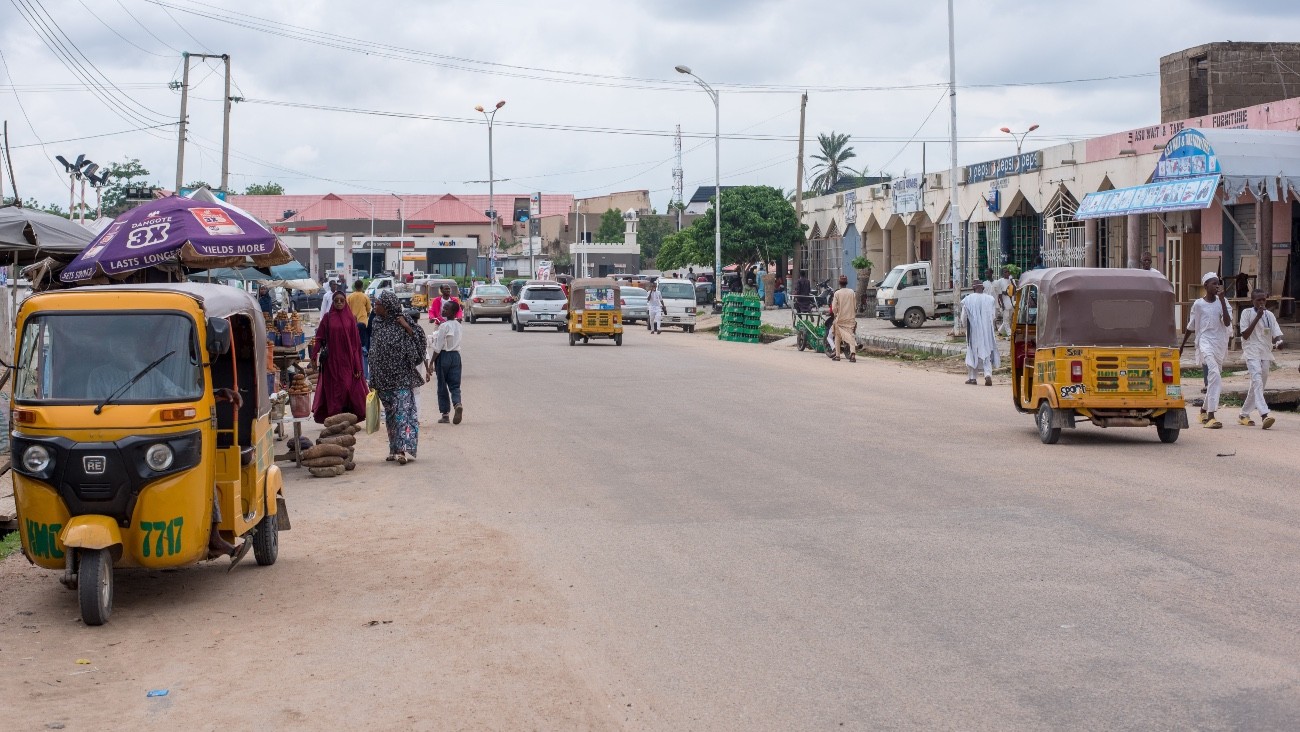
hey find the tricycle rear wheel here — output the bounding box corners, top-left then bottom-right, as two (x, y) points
(615, 333), (623, 346)
(1036, 402), (1062, 445)
(253, 508), (279, 566)
(1156, 424), (1181, 444)
(77, 548), (113, 626)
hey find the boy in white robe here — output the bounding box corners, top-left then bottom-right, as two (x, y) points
(1181, 272), (1233, 429)
(961, 280), (999, 386)
(1238, 289), (1283, 429)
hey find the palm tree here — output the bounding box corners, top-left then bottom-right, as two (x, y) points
(808, 132), (860, 195)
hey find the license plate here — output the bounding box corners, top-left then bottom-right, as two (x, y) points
(537, 313), (551, 320)
(1166, 385), (1182, 398)
(488, 299), (501, 305)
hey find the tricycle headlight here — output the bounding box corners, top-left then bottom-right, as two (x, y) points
(22, 444), (51, 474)
(145, 443), (175, 472)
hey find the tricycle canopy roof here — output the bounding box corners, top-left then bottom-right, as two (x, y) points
(568, 277), (619, 295)
(26, 282), (270, 412)
(1017, 267), (1177, 349)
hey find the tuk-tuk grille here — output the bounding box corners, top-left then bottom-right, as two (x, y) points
(1095, 355), (1154, 393)
(584, 313), (614, 327)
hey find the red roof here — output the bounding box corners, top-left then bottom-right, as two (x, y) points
(230, 192), (576, 225)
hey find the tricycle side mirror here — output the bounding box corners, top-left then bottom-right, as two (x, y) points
(206, 317), (232, 358)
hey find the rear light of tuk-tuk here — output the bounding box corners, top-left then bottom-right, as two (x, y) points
(517, 302), (529, 311)
(1162, 361), (1174, 383)
(13, 408), (36, 424)
(1070, 361), (1083, 383)
(161, 407), (198, 421)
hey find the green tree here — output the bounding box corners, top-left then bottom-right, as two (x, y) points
(184, 180), (213, 191)
(100, 158), (151, 215)
(596, 208), (625, 243)
(690, 185), (804, 276)
(637, 214), (673, 265)
(22, 198), (68, 217)
(244, 181), (285, 196)
(809, 131), (859, 195)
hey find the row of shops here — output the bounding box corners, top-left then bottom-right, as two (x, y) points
(801, 96), (1300, 324)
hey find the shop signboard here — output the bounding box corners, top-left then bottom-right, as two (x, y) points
(1152, 129), (1223, 181)
(891, 176), (923, 214)
(844, 191), (857, 224)
(964, 151), (1043, 184)
(1075, 175), (1219, 219)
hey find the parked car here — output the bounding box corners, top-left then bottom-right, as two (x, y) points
(620, 286), (650, 324)
(508, 278), (530, 300)
(655, 278), (698, 332)
(512, 283), (568, 332)
(291, 289), (324, 311)
(467, 283), (513, 323)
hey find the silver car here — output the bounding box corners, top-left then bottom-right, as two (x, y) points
(512, 284), (568, 332)
(620, 286), (649, 324)
(467, 284), (512, 323)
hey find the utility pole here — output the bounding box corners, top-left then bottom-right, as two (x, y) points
(174, 52), (233, 194)
(946, 0), (964, 335)
(221, 54), (232, 193)
(174, 53), (191, 192)
(794, 92), (808, 281)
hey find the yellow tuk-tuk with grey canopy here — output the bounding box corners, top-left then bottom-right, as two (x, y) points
(10, 283), (289, 625)
(1010, 267), (1188, 444)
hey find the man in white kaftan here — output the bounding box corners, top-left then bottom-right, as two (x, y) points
(961, 280), (999, 386)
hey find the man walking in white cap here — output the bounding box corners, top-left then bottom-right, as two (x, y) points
(1180, 272), (1233, 429)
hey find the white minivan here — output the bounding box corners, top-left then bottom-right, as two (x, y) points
(653, 278), (698, 332)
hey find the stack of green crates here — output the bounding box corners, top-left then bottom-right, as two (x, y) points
(718, 293), (762, 343)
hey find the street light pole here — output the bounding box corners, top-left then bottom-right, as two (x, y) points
(476, 100), (506, 283)
(675, 65), (722, 312)
(999, 124), (1040, 156)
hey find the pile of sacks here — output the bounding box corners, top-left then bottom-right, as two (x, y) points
(302, 412), (360, 478)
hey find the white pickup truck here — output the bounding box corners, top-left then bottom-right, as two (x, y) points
(873, 261), (971, 328)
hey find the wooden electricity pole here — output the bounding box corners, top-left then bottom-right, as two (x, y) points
(793, 92), (807, 280)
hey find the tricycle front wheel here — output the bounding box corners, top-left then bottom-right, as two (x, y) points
(77, 548), (113, 626)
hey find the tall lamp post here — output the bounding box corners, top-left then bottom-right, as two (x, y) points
(1000, 124), (1039, 156)
(674, 64), (722, 312)
(476, 100), (506, 283)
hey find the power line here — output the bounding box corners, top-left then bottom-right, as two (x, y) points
(145, 0), (1160, 95)
(0, 49), (74, 192)
(8, 121), (179, 149)
(116, 0), (181, 54)
(75, 0), (171, 58)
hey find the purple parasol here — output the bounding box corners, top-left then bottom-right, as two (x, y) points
(60, 195), (291, 283)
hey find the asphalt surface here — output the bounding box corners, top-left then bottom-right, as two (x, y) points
(5, 318), (1300, 730)
(442, 320), (1300, 730)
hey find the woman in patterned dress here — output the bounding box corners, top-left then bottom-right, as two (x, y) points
(368, 289), (427, 465)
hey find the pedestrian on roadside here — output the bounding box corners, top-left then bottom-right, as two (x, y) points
(961, 280), (999, 386)
(258, 286), (273, 315)
(1181, 272), (1233, 429)
(1238, 288), (1283, 429)
(830, 274), (857, 362)
(320, 282), (337, 319)
(646, 280), (665, 334)
(993, 267), (1014, 337)
(310, 290), (369, 424)
(369, 289), (427, 464)
(1138, 250), (1166, 277)
(794, 269), (812, 313)
(430, 299), (464, 425)
(428, 283), (463, 324)
(347, 279), (372, 355)
(981, 268), (995, 293)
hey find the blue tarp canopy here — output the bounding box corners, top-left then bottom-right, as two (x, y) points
(190, 260), (310, 282)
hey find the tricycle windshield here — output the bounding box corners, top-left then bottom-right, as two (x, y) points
(16, 312), (204, 404)
(879, 267), (906, 289)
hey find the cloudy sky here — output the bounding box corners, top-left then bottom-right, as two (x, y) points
(3, 0), (1300, 214)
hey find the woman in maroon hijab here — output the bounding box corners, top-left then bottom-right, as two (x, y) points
(310, 290), (369, 423)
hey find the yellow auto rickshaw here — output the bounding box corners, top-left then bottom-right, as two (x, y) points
(567, 277), (623, 346)
(11, 283), (289, 624)
(1011, 267), (1188, 444)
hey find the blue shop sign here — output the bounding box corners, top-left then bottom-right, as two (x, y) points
(964, 151), (1042, 184)
(1152, 129), (1222, 181)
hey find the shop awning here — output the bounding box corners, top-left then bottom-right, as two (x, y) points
(1075, 175), (1219, 219)
(1077, 128), (1300, 219)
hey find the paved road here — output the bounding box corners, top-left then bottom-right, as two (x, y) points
(4, 320), (1300, 730)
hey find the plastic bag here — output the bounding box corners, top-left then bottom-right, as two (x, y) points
(365, 389), (380, 434)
